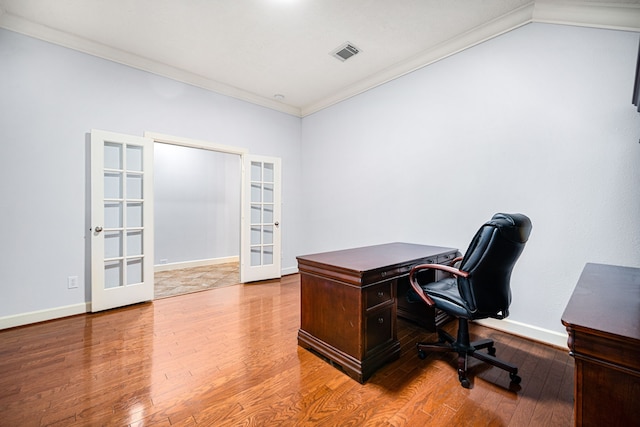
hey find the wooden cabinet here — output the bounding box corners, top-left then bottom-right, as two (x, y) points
(561, 263), (640, 426)
(297, 242), (458, 383)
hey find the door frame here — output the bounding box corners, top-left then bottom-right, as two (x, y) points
(145, 132), (280, 284)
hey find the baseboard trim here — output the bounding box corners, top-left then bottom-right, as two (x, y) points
(281, 266), (299, 276)
(0, 303), (89, 330)
(0, 276), (568, 351)
(154, 256), (239, 272)
(475, 318), (568, 349)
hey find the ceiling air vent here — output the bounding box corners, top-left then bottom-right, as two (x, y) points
(331, 42), (360, 62)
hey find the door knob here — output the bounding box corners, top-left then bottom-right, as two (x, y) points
(94, 226), (103, 233)
(274, 221), (280, 228)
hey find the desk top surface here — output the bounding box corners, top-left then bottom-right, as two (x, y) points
(296, 242), (458, 273)
(561, 262), (640, 342)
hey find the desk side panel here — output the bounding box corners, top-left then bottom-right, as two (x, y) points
(575, 358), (640, 427)
(299, 272), (363, 359)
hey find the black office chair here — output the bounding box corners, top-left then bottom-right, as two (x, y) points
(408, 213), (532, 388)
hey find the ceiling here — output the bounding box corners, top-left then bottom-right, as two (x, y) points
(1, 0), (639, 116)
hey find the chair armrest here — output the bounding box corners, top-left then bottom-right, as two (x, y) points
(411, 263), (469, 279)
(450, 256), (463, 266)
(408, 263), (469, 308)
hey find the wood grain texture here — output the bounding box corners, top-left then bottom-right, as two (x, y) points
(0, 274), (573, 426)
(562, 263), (640, 426)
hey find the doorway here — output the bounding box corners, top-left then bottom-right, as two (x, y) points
(91, 130), (282, 311)
(153, 142), (242, 298)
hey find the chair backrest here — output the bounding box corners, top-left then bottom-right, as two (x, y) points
(457, 213), (532, 319)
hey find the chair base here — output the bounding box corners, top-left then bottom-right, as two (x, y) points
(416, 318), (521, 388)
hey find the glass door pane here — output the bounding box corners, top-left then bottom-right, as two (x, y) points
(91, 129), (154, 312)
(241, 154), (280, 283)
(249, 161), (276, 267)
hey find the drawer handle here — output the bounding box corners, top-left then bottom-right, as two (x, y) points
(381, 271), (387, 277)
(378, 317), (384, 324)
(377, 291), (385, 298)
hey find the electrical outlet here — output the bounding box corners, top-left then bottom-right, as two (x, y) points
(67, 276), (79, 289)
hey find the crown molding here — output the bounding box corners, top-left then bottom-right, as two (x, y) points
(301, 2), (535, 116)
(0, 12), (302, 117)
(301, 1), (640, 116)
(533, 1), (640, 32)
(1, 1), (638, 118)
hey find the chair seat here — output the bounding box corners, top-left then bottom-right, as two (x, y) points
(420, 277), (471, 319)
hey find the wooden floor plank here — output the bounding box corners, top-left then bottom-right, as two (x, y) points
(0, 274), (573, 426)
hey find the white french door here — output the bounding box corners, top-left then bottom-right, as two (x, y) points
(90, 129), (154, 312)
(240, 155), (281, 283)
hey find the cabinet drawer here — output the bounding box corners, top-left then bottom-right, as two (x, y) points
(438, 252), (458, 265)
(363, 266), (407, 284)
(365, 307), (394, 353)
(365, 281), (393, 310)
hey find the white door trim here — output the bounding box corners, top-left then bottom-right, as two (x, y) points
(145, 132), (248, 156)
(145, 132), (282, 284)
(145, 132), (247, 282)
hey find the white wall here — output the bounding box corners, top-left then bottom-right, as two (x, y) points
(301, 23), (640, 339)
(0, 28), (302, 322)
(154, 144), (241, 265)
(2, 21), (640, 344)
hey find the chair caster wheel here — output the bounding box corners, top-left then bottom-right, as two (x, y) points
(488, 346), (496, 356)
(459, 377), (471, 388)
(417, 350), (427, 360)
(510, 373), (521, 384)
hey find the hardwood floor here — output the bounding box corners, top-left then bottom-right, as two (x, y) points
(0, 274), (574, 426)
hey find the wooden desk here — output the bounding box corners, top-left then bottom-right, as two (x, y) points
(561, 263), (640, 426)
(297, 242), (458, 383)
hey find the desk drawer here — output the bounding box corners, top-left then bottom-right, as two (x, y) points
(438, 252), (457, 265)
(365, 281), (393, 310)
(363, 267), (407, 284)
(365, 307), (394, 353)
